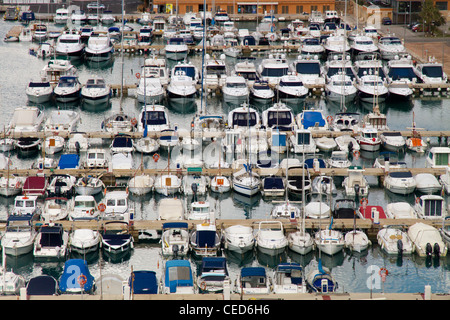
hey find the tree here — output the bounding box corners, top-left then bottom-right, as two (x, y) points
(419, 0), (445, 35)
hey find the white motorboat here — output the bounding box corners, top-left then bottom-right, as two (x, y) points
(408, 222), (447, 257)
(439, 166), (450, 194)
(26, 80), (53, 104)
(33, 223), (69, 259)
(325, 73), (357, 103)
(101, 221), (134, 256)
(414, 173), (442, 194)
(234, 267), (271, 295)
(85, 148), (108, 168)
(53, 76), (82, 103)
(286, 164), (312, 198)
(186, 200), (214, 221)
(7, 106), (44, 134)
(167, 73), (197, 106)
(68, 195), (100, 221)
(232, 166), (260, 197)
(84, 32), (113, 62)
(100, 11), (115, 25)
(276, 74), (309, 100)
(189, 221), (221, 257)
(356, 74), (389, 103)
(344, 230), (370, 252)
(233, 59), (256, 86)
(136, 76), (164, 104)
(81, 75), (111, 104)
(40, 58), (77, 85)
(380, 131), (406, 152)
(74, 176), (104, 196)
(43, 136), (65, 154)
(0, 175), (24, 197)
(297, 109), (329, 132)
(261, 102), (295, 131)
(154, 174), (182, 196)
(69, 228), (101, 254)
(141, 56), (169, 86)
(384, 171), (417, 195)
(157, 198), (184, 220)
(110, 134), (134, 154)
(255, 221), (288, 255)
(271, 201), (300, 219)
(415, 59), (448, 86)
(44, 109), (81, 134)
(55, 30), (85, 59)
(171, 61), (200, 84)
(384, 54), (418, 100)
(134, 135), (159, 155)
(32, 24), (48, 43)
(204, 54), (228, 89)
(196, 257), (230, 294)
(258, 53), (289, 86)
(165, 36), (188, 61)
(249, 80), (274, 104)
(335, 134), (360, 154)
(223, 38), (241, 58)
(342, 166), (369, 197)
(305, 201), (331, 219)
(322, 34), (350, 54)
(99, 190), (132, 221)
(47, 174), (77, 198)
(161, 222), (190, 257)
(272, 263), (306, 294)
(426, 147), (450, 168)
(158, 129), (179, 149)
(315, 136), (337, 152)
(182, 174), (209, 196)
(227, 104), (261, 134)
(54, 7), (69, 25)
(137, 104), (170, 134)
(0, 269), (26, 295)
(327, 150), (351, 168)
(377, 225), (414, 255)
(299, 37), (324, 57)
(331, 112), (361, 132)
(2, 216), (37, 256)
(290, 129), (317, 154)
(314, 228), (345, 256)
(312, 175), (337, 195)
(386, 202), (417, 219)
(350, 35), (378, 56)
(222, 75), (249, 105)
(377, 36), (406, 60)
(291, 54), (325, 86)
(414, 195), (447, 220)
(127, 174), (154, 196)
(356, 127), (381, 152)
(12, 195), (41, 219)
(222, 225), (254, 254)
(70, 10), (87, 25)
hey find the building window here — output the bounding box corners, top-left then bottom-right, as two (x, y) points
(227, 5), (234, 14)
(186, 5), (193, 12)
(323, 5), (330, 12)
(311, 5), (318, 12)
(282, 6), (289, 14)
(436, 1), (448, 10)
(296, 5), (303, 13)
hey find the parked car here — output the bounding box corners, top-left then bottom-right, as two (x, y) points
(412, 23), (429, 32)
(382, 17), (392, 25)
(407, 22), (418, 29)
(87, 2), (105, 10)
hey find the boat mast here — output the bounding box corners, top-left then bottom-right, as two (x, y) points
(200, 0), (207, 115)
(120, 0), (125, 113)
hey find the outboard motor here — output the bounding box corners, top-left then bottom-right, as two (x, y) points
(348, 141), (353, 153)
(397, 239), (403, 254)
(55, 185), (61, 196)
(433, 243), (441, 257)
(191, 183), (198, 202)
(172, 244), (179, 257)
(426, 243), (433, 256)
(75, 141), (81, 155)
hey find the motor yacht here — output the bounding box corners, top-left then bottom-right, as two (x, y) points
(136, 76), (164, 104)
(222, 75), (249, 105)
(290, 54), (325, 87)
(325, 72), (357, 103)
(355, 74), (389, 103)
(55, 30), (85, 59)
(164, 36), (188, 61)
(276, 74), (309, 100)
(84, 32), (114, 62)
(350, 35), (378, 56)
(384, 171), (417, 195)
(257, 53), (289, 86)
(378, 36), (406, 60)
(384, 54), (417, 100)
(81, 75), (111, 104)
(26, 79), (53, 104)
(54, 7), (69, 25)
(53, 76), (82, 103)
(299, 37), (325, 57)
(7, 106), (44, 134)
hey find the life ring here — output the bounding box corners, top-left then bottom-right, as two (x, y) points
(379, 268), (388, 276)
(153, 153), (160, 162)
(415, 197), (420, 204)
(90, 209), (95, 215)
(269, 33), (276, 41)
(78, 274), (87, 287)
(353, 150), (360, 159)
(200, 281), (207, 291)
(327, 115), (333, 124)
(135, 72), (141, 79)
(360, 198), (368, 206)
(98, 203), (106, 212)
(131, 117), (138, 126)
(15, 181), (21, 189)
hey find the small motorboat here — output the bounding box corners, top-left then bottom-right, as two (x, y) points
(189, 221), (221, 257)
(12, 195), (42, 220)
(157, 198), (184, 220)
(261, 176), (285, 198)
(210, 175), (231, 194)
(41, 197), (70, 222)
(197, 257), (230, 293)
(377, 225), (414, 255)
(271, 201), (301, 219)
(222, 225), (255, 254)
(272, 263), (306, 294)
(74, 176), (105, 196)
(26, 80), (53, 104)
(358, 205), (387, 221)
(386, 202), (417, 219)
(47, 174), (77, 198)
(101, 221), (134, 256)
(384, 171), (417, 195)
(305, 261), (337, 293)
(408, 222), (448, 257)
(305, 201), (331, 219)
(439, 166), (450, 194)
(69, 228), (101, 255)
(315, 136), (337, 152)
(414, 195), (447, 220)
(59, 259), (95, 294)
(254, 221), (287, 256)
(127, 270), (158, 295)
(312, 175), (337, 195)
(33, 223), (69, 259)
(0, 270), (26, 295)
(127, 174), (154, 196)
(414, 173), (442, 194)
(342, 166), (369, 197)
(380, 131), (406, 152)
(161, 222), (190, 257)
(69, 195), (99, 221)
(335, 134), (360, 154)
(161, 259), (195, 294)
(26, 275), (58, 296)
(1, 216), (37, 256)
(344, 230), (370, 253)
(327, 150), (352, 168)
(234, 267), (271, 295)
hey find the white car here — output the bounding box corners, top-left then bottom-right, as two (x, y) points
(87, 2), (105, 10)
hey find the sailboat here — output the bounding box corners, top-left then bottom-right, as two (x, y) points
(405, 112), (427, 153)
(101, 4), (135, 134)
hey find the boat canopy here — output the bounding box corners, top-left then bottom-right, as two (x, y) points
(263, 176), (284, 189)
(388, 171), (413, 178)
(301, 111), (326, 129)
(39, 224), (64, 247)
(421, 65), (443, 78)
(58, 154), (80, 169)
(267, 110), (292, 127)
(162, 222), (189, 229)
(165, 260), (193, 293)
(388, 66), (417, 81)
(195, 230), (217, 248)
(26, 275), (58, 296)
(59, 259), (95, 293)
(129, 270), (158, 294)
(241, 267), (266, 278)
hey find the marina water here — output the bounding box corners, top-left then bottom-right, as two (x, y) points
(0, 19), (450, 295)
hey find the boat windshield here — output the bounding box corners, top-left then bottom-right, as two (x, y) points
(332, 80), (352, 86)
(424, 199), (443, 216)
(297, 132), (311, 145)
(75, 200), (96, 208)
(206, 65), (226, 75)
(381, 38), (401, 45)
(295, 62), (320, 75)
(15, 200), (35, 208)
(232, 112), (257, 127)
(327, 67), (355, 79)
(193, 206), (210, 213)
(422, 66), (443, 78)
(366, 81), (384, 86)
(280, 80), (303, 87)
(357, 67), (385, 79)
(363, 132), (378, 138)
(226, 81), (246, 88)
(59, 38), (79, 44)
(356, 40), (374, 45)
(388, 67), (416, 81)
(86, 79), (106, 88)
(261, 67), (289, 77)
(267, 111), (292, 126)
(142, 111), (167, 125)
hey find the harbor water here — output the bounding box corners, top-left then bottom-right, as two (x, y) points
(0, 18), (450, 295)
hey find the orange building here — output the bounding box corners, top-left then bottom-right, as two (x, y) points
(153, 0), (335, 16)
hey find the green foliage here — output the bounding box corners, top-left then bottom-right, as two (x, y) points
(419, 0), (445, 34)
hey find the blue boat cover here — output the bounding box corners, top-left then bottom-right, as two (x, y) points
(141, 110), (167, 125)
(200, 257), (228, 274)
(26, 275), (58, 295)
(263, 177), (284, 189)
(389, 171), (413, 178)
(109, 27), (120, 32)
(162, 222), (189, 229)
(241, 267), (266, 278)
(304, 158), (326, 169)
(165, 260), (193, 293)
(58, 154), (80, 169)
(59, 259), (95, 293)
(301, 111), (326, 129)
(129, 270), (158, 294)
(112, 135), (133, 148)
(195, 230), (217, 248)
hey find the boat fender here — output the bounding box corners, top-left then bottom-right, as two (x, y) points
(426, 243), (433, 256)
(200, 281), (207, 291)
(433, 243), (440, 257)
(397, 239), (403, 253)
